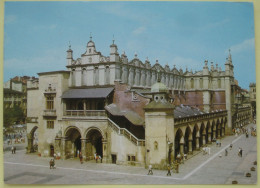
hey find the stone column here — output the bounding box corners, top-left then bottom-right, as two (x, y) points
(202, 134), (206, 145)
(134, 68), (140, 86)
(146, 71), (151, 87)
(222, 127), (225, 137)
(61, 137), (66, 159)
(218, 129), (221, 138)
(213, 130), (216, 140)
(81, 138), (86, 160)
(179, 143), (184, 155)
(27, 134), (33, 153)
(196, 137), (200, 150)
(208, 132), (212, 144)
(85, 139), (91, 161)
(102, 139), (108, 163)
(83, 100), (86, 115)
(188, 140), (193, 154)
(140, 69), (146, 87)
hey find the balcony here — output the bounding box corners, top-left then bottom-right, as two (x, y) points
(64, 110), (107, 119)
(43, 109), (57, 117)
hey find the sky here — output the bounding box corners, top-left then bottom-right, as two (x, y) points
(3, 1), (255, 89)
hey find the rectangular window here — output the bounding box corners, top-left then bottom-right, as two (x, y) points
(47, 120), (54, 129)
(46, 96), (54, 109)
(127, 155), (136, 161)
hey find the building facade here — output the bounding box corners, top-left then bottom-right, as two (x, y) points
(26, 38), (251, 169)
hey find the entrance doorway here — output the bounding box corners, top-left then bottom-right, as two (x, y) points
(50, 145), (54, 157)
(86, 129), (103, 160)
(111, 154), (117, 164)
(65, 127), (82, 158)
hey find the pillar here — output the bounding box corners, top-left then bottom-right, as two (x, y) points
(213, 130), (216, 140)
(217, 129), (221, 138)
(188, 140), (193, 154)
(61, 137), (66, 159)
(202, 134), (206, 145)
(179, 143), (184, 155)
(102, 139), (108, 163)
(81, 138), (86, 159)
(196, 137), (200, 150)
(27, 136), (33, 153)
(208, 132), (212, 144)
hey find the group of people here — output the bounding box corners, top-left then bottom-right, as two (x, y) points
(94, 153), (102, 163)
(202, 146), (211, 155)
(11, 146), (16, 154)
(147, 161), (180, 176)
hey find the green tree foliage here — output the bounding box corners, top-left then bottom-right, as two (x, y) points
(4, 105), (25, 128)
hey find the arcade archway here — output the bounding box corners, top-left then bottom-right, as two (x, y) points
(65, 127), (82, 158)
(85, 128), (103, 160)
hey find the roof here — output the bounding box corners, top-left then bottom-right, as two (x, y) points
(105, 104), (144, 126)
(61, 87), (114, 99)
(174, 105), (205, 118)
(144, 101), (174, 110)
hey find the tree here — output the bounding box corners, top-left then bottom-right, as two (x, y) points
(4, 105), (25, 128)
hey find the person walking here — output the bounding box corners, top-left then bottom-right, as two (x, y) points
(11, 146), (14, 154)
(225, 149), (228, 156)
(77, 150), (80, 158)
(99, 155), (102, 163)
(147, 164), (153, 175)
(239, 148), (243, 157)
(167, 165), (171, 176)
(79, 152), (83, 164)
(229, 143), (233, 150)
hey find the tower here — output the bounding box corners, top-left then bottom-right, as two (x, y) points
(224, 49), (234, 134)
(67, 43), (73, 66)
(144, 77), (175, 170)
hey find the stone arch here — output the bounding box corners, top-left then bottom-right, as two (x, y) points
(192, 124), (199, 150)
(216, 119), (220, 138)
(199, 122), (206, 146)
(64, 126), (83, 158)
(174, 128), (183, 158)
(205, 121), (211, 144)
(184, 126), (192, 154)
(211, 120), (216, 141)
(84, 127), (105, 161)
(27, 126), (38, 153)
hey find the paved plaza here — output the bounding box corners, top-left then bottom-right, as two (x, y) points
(3, 124), (257, 185)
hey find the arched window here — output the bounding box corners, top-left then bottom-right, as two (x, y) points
(190, 78), (194, 89)
(154, 141), (158, 150)
(218, 79), (221, 88)
(199, 78), (203, 89)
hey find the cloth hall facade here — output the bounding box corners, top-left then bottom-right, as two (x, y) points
(26, 37), (251, 169)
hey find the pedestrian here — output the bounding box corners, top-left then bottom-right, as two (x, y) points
(229, 143), (233, 150)
(99, 155), (102, 163)
(14, 146), (16, 154)
(49, 159), (55, 169)
(175, 161), (179, 173)
(246, 132), (249, 138)
(167, 165), (171, 176)
(225, 149), (228, 156)
(11, 146), (14, 154)
(79, 152), (83, 164)
(147, 164), (153, 175)
(95, 153), (98, 163)
(77, 149), (79, 158)
(239, 148), (243, 157)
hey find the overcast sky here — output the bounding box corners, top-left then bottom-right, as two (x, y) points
(4, 1), (255, 89)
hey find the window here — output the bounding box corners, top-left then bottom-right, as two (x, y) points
(218, 79), (221, 88)
(46, 96), (54, 109)
(199, 78), (203, 89)
(154, 141), (158, 150)
(47, 121), (54, 129)
(127, 155), (136, 161)
(190, 78), (194, 89)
